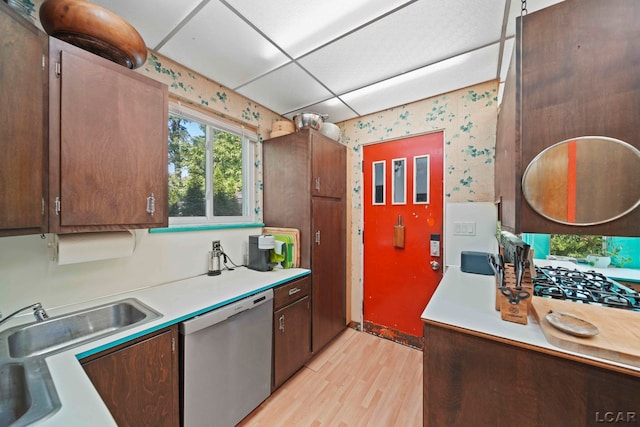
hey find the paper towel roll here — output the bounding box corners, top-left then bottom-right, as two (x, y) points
(56, 231), (136, 265)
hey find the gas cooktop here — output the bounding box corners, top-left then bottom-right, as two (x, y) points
(533, 265), (640, 312)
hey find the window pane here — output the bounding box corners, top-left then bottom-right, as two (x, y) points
(212, 129), (244, 216)
(414, 155), (429, 203)
(392, 158), (406, 204)
(168, 115), (206, 217)
(373, 161), (385, 205)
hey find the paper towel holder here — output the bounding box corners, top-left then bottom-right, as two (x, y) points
(50, 230), (137, 264)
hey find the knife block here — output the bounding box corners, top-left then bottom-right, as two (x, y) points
(496, 265), (534, 325)
(494, 247), (535, 311)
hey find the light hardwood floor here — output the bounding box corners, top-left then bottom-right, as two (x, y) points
(239, 328), (422, 427)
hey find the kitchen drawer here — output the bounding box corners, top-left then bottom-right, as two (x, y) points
(274, 276), (310, 310)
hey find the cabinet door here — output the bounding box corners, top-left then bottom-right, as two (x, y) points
(273, 296), (311, 389)
(49, 38), (168, 232)
(311, 197), (346, 352)
(81, 327), (179, 427)
(0, 5), (47, 237)
(311, 133), (346, 199)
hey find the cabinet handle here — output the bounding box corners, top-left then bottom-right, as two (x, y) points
(146, 193), (156, 215)
(288, 287), (301, 296)
(315, 230), (321, 245)
(315, 176), (321, 192)
(279, 315), (285, 332)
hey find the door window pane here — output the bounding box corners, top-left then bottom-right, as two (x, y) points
(414, 155), (430, 204)
(392, 158), (406, 204)
(373, 161), (385, 205)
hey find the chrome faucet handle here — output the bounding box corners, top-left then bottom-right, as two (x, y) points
(33, 303), (49, 322)
(0, 302), (49, 327)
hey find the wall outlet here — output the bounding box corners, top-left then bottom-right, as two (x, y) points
(212, 240), (221, 250)
(453, 221), (476, 236)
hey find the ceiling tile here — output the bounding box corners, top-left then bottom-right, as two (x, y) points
(299, 0), (506, 94)
(236, 63), (332, 113)
(285, 98), (358, 123)
(158, 1), (290, 89)
(341, 43), (501, 116)
(90, 0), (202, 48)
(223, 0), (412, 58)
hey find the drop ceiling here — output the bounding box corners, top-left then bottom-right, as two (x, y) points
(89, 0), (563, 123)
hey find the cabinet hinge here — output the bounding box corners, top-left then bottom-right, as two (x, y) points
(54, 197), (61, 215)
(55, 61), (61, 77)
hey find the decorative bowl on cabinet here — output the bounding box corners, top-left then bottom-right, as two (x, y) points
(39, 0), (147, 69)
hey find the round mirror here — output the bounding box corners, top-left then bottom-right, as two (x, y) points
(522, 136), (640, 226)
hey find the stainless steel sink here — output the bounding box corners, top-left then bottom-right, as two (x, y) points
(0, 364), (29, 426)
(0, 359), (59, 427)
(2, 298), (161, 359)
(0, 298), (162, 426)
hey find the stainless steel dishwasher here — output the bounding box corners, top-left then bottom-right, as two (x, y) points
(180, 289), (273, 427)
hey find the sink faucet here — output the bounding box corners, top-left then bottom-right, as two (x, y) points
(0, 302), (49, 327)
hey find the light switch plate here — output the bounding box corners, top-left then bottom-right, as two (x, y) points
(453, 221), (476, 236)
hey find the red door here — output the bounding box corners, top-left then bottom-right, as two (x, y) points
(363, 132), (444, 346)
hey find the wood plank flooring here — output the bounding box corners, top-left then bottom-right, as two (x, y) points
(239, 328), (422, 427)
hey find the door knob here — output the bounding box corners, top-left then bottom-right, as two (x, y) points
(430, 260), (440, 271)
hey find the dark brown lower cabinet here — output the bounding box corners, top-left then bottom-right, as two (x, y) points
(272, 276), (312, 390)
(423, 322), (640, 427)
(81, 325), (179, 427)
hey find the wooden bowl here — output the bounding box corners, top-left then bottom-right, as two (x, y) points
(39, 0), (147, 69)
(272, 120), (295, 133)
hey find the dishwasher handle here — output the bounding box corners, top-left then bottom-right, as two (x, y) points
(180, 289), (273, 335)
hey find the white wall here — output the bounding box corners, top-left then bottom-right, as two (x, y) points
(0, 228), (260, 312)
(444, 202), (498, 267)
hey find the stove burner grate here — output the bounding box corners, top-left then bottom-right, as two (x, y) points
(533, 265), (640, 311)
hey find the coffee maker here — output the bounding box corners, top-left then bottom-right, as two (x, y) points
(248, 235), (276, 271)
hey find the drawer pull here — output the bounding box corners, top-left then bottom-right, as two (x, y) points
(288, 287), (301, 296)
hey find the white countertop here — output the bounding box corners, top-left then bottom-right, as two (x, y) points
(421, 266), (639, 376)
(13, 267), (310, 427)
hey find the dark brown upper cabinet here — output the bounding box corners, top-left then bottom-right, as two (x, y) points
(48, 37), (168, 233)
(1, 12), (168, 237)
(0, 3), (48, 237)
(495, 0), (640, 237)
(263, 129), (347, 353)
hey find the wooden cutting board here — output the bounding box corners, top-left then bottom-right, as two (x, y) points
(530, 296), (640, 367)
(263, 227), (300, 268)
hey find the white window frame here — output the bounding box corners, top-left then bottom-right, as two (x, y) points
(391, 157), (407, 205)
(168, 102), (256, 225)
(413, 155), (430, 205)
(372, 160), (386, 205)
